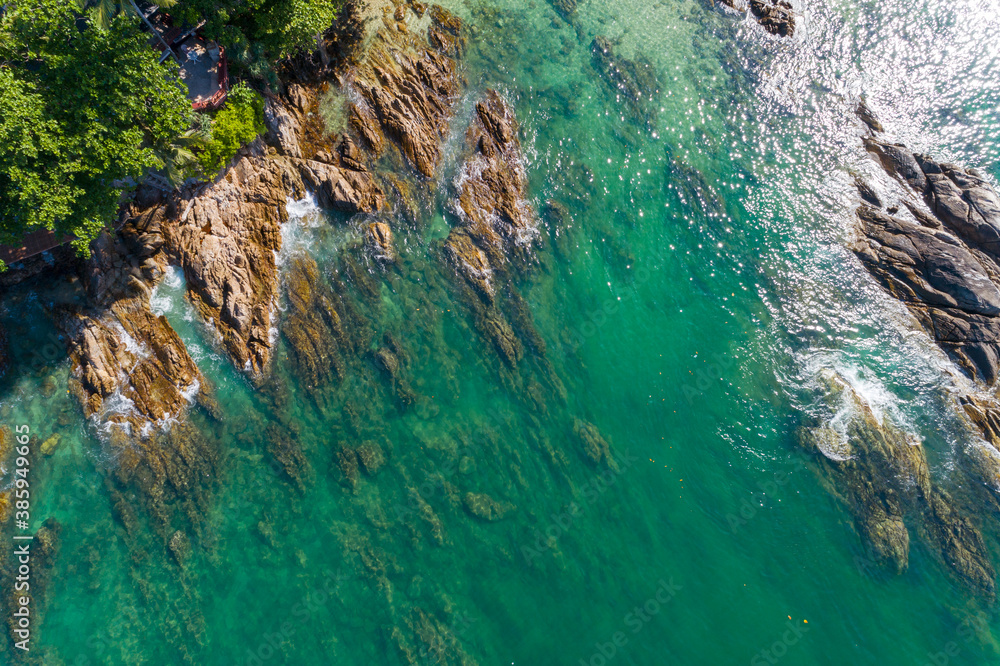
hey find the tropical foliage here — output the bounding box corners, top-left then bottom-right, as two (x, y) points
(172, 0), (338, 72)
(0, 0), (191, 260)
(197, 82), (266, 173)
(0, 0), (340, 266)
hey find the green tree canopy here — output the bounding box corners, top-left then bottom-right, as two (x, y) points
(172, 0), (338, 75)
(0, 0), (190, 261)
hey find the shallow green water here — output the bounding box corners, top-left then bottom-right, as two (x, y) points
(4, 0), (1000, 664)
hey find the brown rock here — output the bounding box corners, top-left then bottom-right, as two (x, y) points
(59, 295), (203, 434)
(445, 228), (495, 304)
(748, 0), (795, 36)
(264, 97), (303, 158)
(161, 153), (381, 378)
(365, 222), (396, 263)
(349, 17), (462, 177)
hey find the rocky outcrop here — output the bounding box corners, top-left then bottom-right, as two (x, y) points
(441, 91), (547, 367)
(445, 229), (495, 304)
(855, 137), (1000, 385)
(365, 221), (396, 263)
(854, 206), (1000, 318)
(715, 0), (795, 37)
(448, 91), (535, 266)
(445, 91), (535, 300)
(853, 118), (1000, 525)
(748, 0), (795, 37)
(160, 151), (382, 378)
(348, 4), (463, 177)
(61, 296), (203, 433)
(800, 370), (994, 594)
(264, 96), (303, 158)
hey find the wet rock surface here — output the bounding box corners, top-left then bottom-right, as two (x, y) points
(282, 254), (348, 404)
(713, 0), (795, 36)
(854, 127), (1000, 386)
(445, 91), (536, 281)
(365, 221), (397, 263)
(158, 150), (381, 379)
(748, 0), (796, 36)
(800, 371), (994, 594)
(348, 4), (463, 177)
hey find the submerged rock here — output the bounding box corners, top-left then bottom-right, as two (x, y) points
(463, 492), (513, 521)
(168, 530), (191, 566)
(266, 424), (313, 491)
(801, 370), (994, 593)
(590, 36), (662, 119)
(574, 419), (619, 471)
(547, 0), (576, 19)
(282, 255), (347, 407)
(357, 440), (387, 476)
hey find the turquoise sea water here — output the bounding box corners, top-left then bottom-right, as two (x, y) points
(4, 0), (1000, 663)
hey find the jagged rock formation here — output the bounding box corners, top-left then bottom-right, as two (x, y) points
(856, 139), (1000, 385)
(446, 91), (535, 280)
(365, 221), (397, 263)
(715, 0), (796, 36)
(160, 150), (381, 379)
(61, 296), (203, 433)
(443, 91), (543, 366)
(347, 3), (463, 176)
(264, 96), (304, 158)
(800, 370), (995, 595)
(748, 0), (795, 36)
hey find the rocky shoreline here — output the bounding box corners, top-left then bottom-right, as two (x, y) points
(792, 101), (1000, 597)
(0, 1), (628, 658)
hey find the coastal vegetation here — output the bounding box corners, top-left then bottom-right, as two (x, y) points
(196, 82), (265, 173)
(0, 0), (339, 266)
(0, 1), (190, 258)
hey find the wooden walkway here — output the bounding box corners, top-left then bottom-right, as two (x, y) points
(0, 230), (71, 265)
